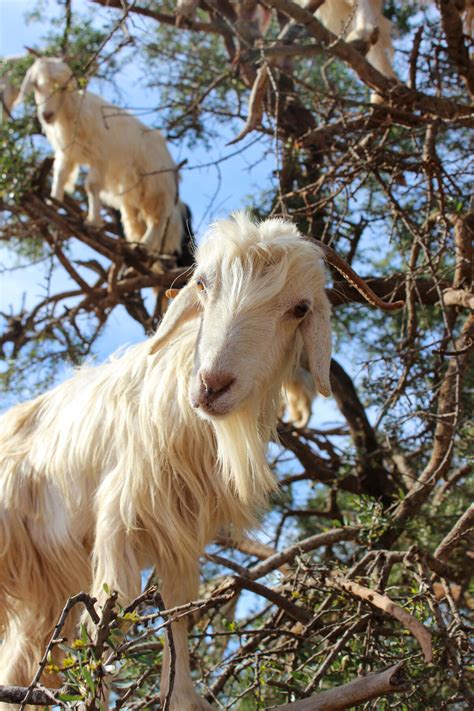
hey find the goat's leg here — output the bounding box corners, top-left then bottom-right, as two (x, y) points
(120, 203), (146, 244)
(51, 152), (77, 202)
(346, 0), (379, 44)
(160, 566), (215, 711)
(141, 218), (165, 253)
(367, 40), (396, 80)
(85, 166), (104, 227)
(142, 209), (182, 255)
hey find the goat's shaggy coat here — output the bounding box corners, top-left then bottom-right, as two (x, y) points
(15, 57), (182, 255)
(313, 0), (396, 83)
(0, 213), (331, 709)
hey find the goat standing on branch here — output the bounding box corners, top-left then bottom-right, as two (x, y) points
(15, 56), (184, 256)
(0, 213), (402, 710)
(311, 0), (396, 85)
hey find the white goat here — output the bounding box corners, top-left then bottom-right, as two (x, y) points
(15, 57), (183, 255)
(313, 0), (396, 83)
(0, 212), (401, 709)
(252, 0), (396, 102)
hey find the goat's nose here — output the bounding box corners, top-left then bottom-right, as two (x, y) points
(42, 111), (54, 123)
(200, 370), (235, 400)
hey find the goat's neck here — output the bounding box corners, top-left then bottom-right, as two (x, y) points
(55, 90), (86, 142)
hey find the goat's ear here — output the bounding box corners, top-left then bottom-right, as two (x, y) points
(299, 296), (332, 397)
(14, 66), (34, 106)
(149, 280), (200, 355)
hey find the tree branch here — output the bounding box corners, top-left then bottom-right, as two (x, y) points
(272, 662), (408, 710)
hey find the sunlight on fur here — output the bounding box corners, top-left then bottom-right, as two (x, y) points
(0, 212), (331, 710)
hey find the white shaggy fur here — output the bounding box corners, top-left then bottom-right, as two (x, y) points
(282, 366), (316, 427)
(15, 57), (182, 254)
(313, 0), (396, 84)
(0, 213), (332, 710)
(253, 0), (396, 102)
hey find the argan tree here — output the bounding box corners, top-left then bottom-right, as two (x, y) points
(0, 1), (472, 709)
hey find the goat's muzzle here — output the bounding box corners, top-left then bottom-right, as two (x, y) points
(191, 370), (236, 416)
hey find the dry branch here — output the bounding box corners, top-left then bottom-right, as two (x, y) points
(228, 63), (269, 145)
(331, 576), (433, 662)
(0, 686), (60, 706)
(247, 527), (361, 580)
(435, 503), (474, 561)
(439, 0), (474, 96)
(90, 0), (224, 34)
(272, 662), (408, 710)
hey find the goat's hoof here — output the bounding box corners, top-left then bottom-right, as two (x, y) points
(47, 195), (63, 205)
(129, 241), (148, 253)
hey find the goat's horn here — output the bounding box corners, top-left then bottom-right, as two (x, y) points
(314, 240), (405, 312)
(24, 46), (41, 57)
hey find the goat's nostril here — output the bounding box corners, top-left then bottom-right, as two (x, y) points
(201, 371), (235, 399)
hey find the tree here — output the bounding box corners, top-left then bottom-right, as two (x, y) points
(0, 1), (472, 709)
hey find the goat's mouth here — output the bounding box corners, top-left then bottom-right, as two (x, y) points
(190, 371), (238, 418)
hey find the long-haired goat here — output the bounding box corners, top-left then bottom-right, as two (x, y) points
(249, 0), (396, 103)
(0, 213), (402, 709)
(15, 56), (183, 255)
(313, 0), (396, 84)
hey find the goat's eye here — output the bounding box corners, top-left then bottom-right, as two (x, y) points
(196, 278), (206, 292)
(292, 302), (310, 318)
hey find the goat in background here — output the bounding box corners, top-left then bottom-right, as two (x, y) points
(0, 212), (402, 710)
(15, 56), (184, 257)
(312, 0), (396, 86)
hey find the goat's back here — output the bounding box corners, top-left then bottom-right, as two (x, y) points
(47, 89), (177, 204)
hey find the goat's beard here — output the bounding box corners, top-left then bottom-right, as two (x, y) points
(210, 389), (280, 506)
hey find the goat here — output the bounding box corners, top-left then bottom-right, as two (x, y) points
(249, 0), (396, 104)
(313, 0), (396, 85)
(15, 57), (183, 256)
(0, 212), (402, 709)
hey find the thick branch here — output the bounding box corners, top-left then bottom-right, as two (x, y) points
(272, 662), (408, 711)
(435, 503), (474, 561)
(442, 288), (474, 309)
(247, 527), (361, 580)
(90, 0), (224, 34)
(0, 686), (60, 706)
(439, 0), (474, 96)
(326, 275), (448, 307)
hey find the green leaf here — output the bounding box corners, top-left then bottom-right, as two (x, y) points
(57, 693), (83, 702)
(82, 667), (96, 694)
